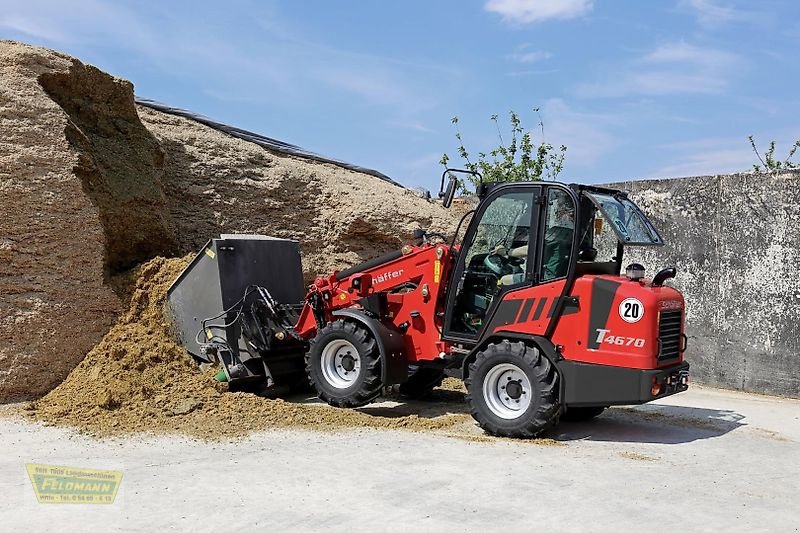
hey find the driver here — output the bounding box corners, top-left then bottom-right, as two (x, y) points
(543, 202), (574, 279)
(496, 241), (528, 286)
(494, 200), (575, 284)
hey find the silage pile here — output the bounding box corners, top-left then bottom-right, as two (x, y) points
(136, 105), (459, 281)
(29, 257), (470, 439)
(0, 39), (459, 402)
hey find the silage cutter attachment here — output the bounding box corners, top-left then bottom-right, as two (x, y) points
(167, 235), (308, 391)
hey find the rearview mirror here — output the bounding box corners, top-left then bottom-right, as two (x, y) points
(440, 174), (457, 208)
(439, 168), (481, 208)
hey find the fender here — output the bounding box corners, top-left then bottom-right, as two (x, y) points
(461, 331), (565, 406)
(332, 309), (408, 385)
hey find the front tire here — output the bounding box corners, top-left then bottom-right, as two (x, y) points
(306, 320), (383, 408)
(465, 340), (559, 438)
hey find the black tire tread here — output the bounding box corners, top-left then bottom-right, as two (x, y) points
(465, 340), (560, 438)
(305, 319), (383, 408)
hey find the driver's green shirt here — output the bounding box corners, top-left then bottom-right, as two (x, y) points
(543, 226), (572, 280)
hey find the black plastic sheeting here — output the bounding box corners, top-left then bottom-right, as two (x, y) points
(135, 98), (403, 188)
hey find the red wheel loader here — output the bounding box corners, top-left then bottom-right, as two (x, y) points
(168, 170), (689, 438)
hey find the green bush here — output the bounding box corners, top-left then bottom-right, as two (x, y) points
(440, 110), (567, 192)
(749, 135), (800, 172)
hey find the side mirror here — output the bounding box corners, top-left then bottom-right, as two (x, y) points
(440, 174), (457, 208)
(439, 168), (482, 207)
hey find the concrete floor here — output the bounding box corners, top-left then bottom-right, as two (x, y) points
(1, 385), (798, 532)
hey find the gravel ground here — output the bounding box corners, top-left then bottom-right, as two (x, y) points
(1, 384), (799, 532)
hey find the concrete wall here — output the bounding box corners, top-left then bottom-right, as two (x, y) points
(611, 170), (800, 397)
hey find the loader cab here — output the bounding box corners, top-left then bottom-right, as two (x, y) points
(441, 180), (663, 344)
(443, 181), (550, 341)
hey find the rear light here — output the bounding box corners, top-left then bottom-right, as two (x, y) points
(651, 380), (663, 397)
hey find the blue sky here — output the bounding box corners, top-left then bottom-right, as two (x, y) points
(2, 0), (799, 190)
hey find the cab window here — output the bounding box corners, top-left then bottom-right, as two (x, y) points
(541, 189), (575, 282)
(449, 191), (533, 335)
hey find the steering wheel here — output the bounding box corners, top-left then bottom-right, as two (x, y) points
(484, 246), (525, 276)
(484, 252), (506, 275)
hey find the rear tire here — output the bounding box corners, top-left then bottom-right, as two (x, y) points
(561, 406), (606, 422)
(398, 366), (445, 399)
(306, 320), (383, 408)
(465, 340), (559, 438)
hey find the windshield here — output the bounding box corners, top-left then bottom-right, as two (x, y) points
(584, 191), (663, 245)
(468, 192), (531, 262)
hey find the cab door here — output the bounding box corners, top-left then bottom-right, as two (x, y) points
(442, 184), (540, 342)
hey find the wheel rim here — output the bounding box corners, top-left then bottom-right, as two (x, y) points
(320, 339), (361, 389)
(482, 363), (532, 420)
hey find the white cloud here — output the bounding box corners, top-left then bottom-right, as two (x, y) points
(1, 0), (170, 54)
(647, 148), (754, 178)
(685, 0), (738, 21)
(0, 15), (69, 42)
(506, 44), (553, 70)
(681, 0), (753, 27)
(646, 137), (759, 178)
(505, 68), (558, 77)
(398, 152), (446, 184)
(539, 98), (616, 168)
(575, 41), (741, 98)
(645, 41), (737, 67)
(315, 68), (414, 107)
(0, 1), (457, 132)
(485, 0), (593, 24)
(390, 120), (435, 134)
(508, 50), (552, 63)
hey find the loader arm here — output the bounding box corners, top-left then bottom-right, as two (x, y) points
(294, 242), (456, 364)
